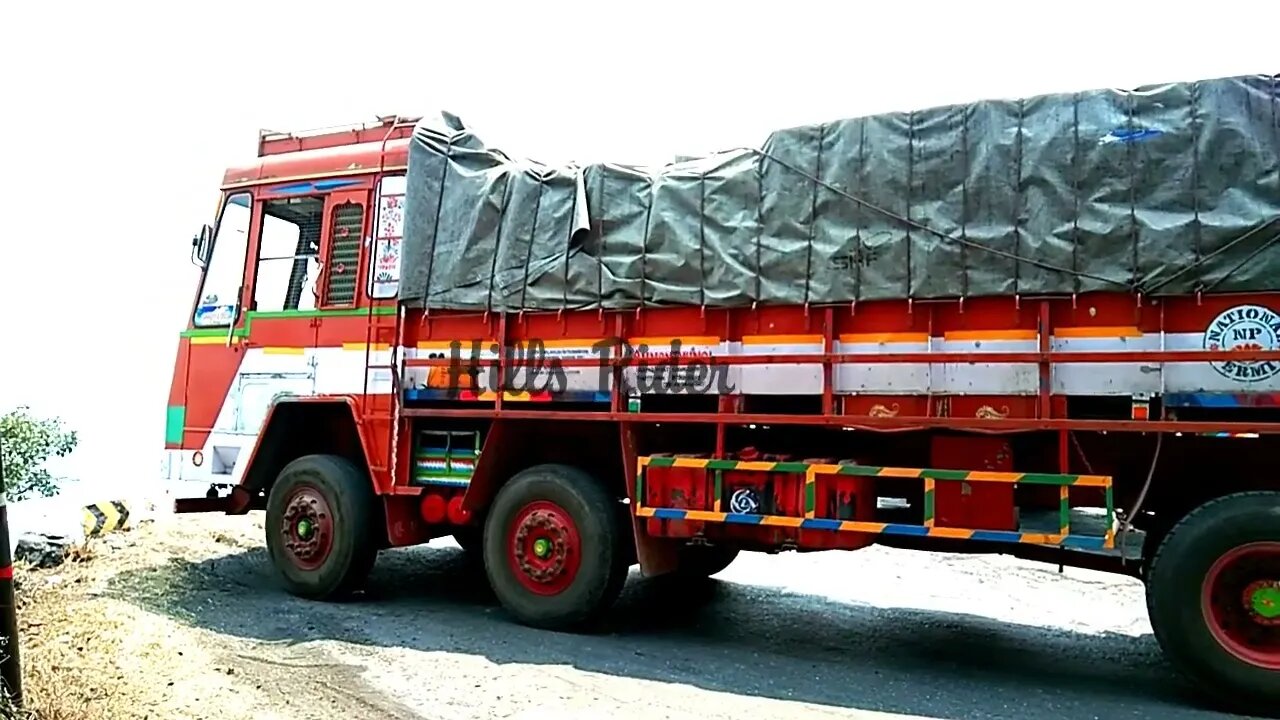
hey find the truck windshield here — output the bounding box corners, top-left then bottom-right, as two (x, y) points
(193, 192), (251, 327)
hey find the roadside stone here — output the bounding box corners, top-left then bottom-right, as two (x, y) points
(16, 533), (72, 569)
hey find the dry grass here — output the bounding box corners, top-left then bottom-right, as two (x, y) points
(8, 538), (150, 720)
(0, 516), (293, 720)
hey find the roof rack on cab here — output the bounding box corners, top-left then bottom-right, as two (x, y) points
(256, 115), (423, 157)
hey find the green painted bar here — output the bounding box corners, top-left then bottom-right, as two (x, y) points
(636, 466), (645, 503)
(164, 405), (186, 446)
(713, 469), (723, 509)
(836, 465), (884, 477)
(804, 478), (815, 515)
(647, 456), (677, 468)
(918, 469), (972, 482)
(179, 306), (397, 339)
(704, 459), (741, 470)
(923, 489), (935, 523)
(771, 461), (812, 474)
(1014, 473), (1083, 486)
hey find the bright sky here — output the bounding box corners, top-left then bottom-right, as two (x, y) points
(1, 0), (1276, 490)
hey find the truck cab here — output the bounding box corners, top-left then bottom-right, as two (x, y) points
(165, 117), (416, 494)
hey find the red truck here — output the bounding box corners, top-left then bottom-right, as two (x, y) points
(169, 73), (1280, 714)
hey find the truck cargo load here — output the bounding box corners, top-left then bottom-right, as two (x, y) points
(400, 73), (1280, 310)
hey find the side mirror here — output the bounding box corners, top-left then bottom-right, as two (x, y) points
(191, 224), (214, 267)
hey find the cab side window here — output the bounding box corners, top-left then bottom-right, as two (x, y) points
(194, 192), (252, 327)
(254, 197), (324, 312)
(369, 175), (406, 299)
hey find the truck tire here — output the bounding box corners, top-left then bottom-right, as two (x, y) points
(265, 454), (380, 600)
(1146, 491), (1280, 715)
(483, 464), (628, 630)
(675, 545), (739, 578)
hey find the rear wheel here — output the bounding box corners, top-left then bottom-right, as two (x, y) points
(265, 454), (380, 600)
(483, 464), (628, 630)
(1146, 491), (1280, 715)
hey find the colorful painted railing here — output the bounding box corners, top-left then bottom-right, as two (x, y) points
(413, 430), (482, 487)
(635, 456), (1116, 551)
(413, 451), (476, 486)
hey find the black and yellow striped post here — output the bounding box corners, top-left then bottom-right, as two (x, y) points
(0, 437), (23, 709)
(81, 500), (130, 537)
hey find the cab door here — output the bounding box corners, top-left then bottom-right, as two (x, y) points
(231, 189), (334, 451)
(180, 191), (257, 483)
(311, 188), (374, 397)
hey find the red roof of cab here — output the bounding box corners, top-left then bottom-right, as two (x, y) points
(221, 116), (417, 188)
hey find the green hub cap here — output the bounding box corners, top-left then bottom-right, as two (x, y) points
(296, 518), (315, 540)
(1251, 583), (1280, 620)
(533, 537), (552, 559)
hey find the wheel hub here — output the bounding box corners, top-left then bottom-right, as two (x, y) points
(533, 537), (552, 559)
(509, 501), (582, 596)
(280, 486), (334, 571)
(1246, 581), (1280, 624)
(1202, 541), (1280, 669)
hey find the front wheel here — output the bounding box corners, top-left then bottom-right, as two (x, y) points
(1146, 491), (1280, 715)
(483, 464), (629, 630)
(265, 454), (380, 600)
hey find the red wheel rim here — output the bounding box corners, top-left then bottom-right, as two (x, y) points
(1201, 541), (1280, 669)
(508, 500), (582, 596)
(280, 484), (335, 572)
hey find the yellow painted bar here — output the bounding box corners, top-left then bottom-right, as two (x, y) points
(966, 470), (1024, 483)
(761, 516), (805, 528)
(342, 342), (391, 352)
(926, 526), (974, 540)
(671, 457), (712, 468)
(1059, 485), (1071, 535)
(682, 510), (728, 522)
(808, 463), (844, 475)
(189, 335), (240, 345)
(734, 461), (780, 472)
(837, 520), (888, 533)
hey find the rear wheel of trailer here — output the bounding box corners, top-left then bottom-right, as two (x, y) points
(1146, 491), (1280, 715)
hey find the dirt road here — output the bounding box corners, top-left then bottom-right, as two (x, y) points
(17, 512), (1251, 719)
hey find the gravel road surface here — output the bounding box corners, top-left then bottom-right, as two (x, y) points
(69, 512), (1261, 720)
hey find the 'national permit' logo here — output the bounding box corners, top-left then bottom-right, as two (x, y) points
(1204, 304), (1280, 383)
